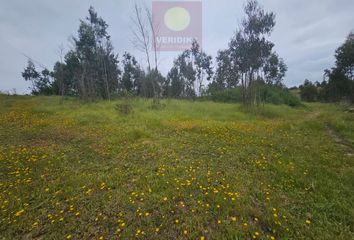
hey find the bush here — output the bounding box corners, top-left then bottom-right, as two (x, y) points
(207, 84), (302, 107)
(115, 103), (133, 115)
(239, 105), (280, 119)
(149, 98), (166, 110)
(207, 88), (242, 103)
(261, 84), (302, 107)
(299, 80), (318, 102)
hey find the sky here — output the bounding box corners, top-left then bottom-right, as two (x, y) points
(0, 0), (353, 94)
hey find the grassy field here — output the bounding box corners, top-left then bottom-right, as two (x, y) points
(0, 95), (353, 239)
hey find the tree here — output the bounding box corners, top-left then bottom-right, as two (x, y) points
(61, 50), (81, 96)
(299, 79), (318, 102)
(321, 32), (354, 102)
(212, 49), (239, 91)
(263, 52), (287, 86)
(141, 69), (165, 98)
(22, 60), (53, 95)
(335, 32), (354, 81)
(131, 3), (162, 100)
(51, 6), (121, 101)
(121, 52), (142, 93)
(165, 50), (195, 98)
(131, 3), (152, 72)
(54, 44), (66, 103)
(36, 69), (53, 95)
(164, 66), (180, 97)
(223, 0), (286, 106)
(22, 60), (40, 94)
(191, 40), (213, 96)
(76, 6), (119, 100)
(165, 40), (213, 98)
(322, 68), (353, 102)
(210, 0), (289, 105)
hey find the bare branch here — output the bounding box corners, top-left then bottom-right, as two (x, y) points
(145, 5), (160, 71)
(131, 2), (151, 71)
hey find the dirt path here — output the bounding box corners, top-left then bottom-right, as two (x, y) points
(307, 110), (353, 157)
(325, 125), (354, 157)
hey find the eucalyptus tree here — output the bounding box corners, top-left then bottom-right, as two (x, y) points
(191, 40), (213, 96)
(166, 40), (213, 98)
(207, 0), (289, 105)
(322, 32), (354, 102)
(22, 60), (40, 94)
(121, 52), (141, 92)
(213, 49), (239, 90)
(263, 52), (287, 86)
(131, 3), (161, 99)
(235, 0), (274, 105)
(22, 60), (53, 95)
(51, 6), (120, 101)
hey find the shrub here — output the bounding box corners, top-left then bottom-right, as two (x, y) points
(115, 103), (133, 115)
(207, 85), (302, 107)
(208, 88), (242, 103)
(149, 98), (166, 110)
(299, 79), (318, 102)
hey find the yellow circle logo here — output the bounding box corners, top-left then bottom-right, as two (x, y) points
(164, 7), (191, 31)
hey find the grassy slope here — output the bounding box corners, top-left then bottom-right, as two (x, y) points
(313, 103), (354, 145)
(0, 95), (353, 239)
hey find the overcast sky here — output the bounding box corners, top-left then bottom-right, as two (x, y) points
(0, 0), (353, 94)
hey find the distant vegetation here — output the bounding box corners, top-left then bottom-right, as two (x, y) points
(206, 82), (302, 107)
(297, 32), (354, 103)
(21, 0), (290, 107)
(20, 0), (352, 105)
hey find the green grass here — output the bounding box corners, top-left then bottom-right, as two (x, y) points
(313, 103), (354, 144)
(0, 95), (353, 239)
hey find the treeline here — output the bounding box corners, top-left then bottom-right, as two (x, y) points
(298, 32), (354, 103)
(22, 1), (294, 106)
